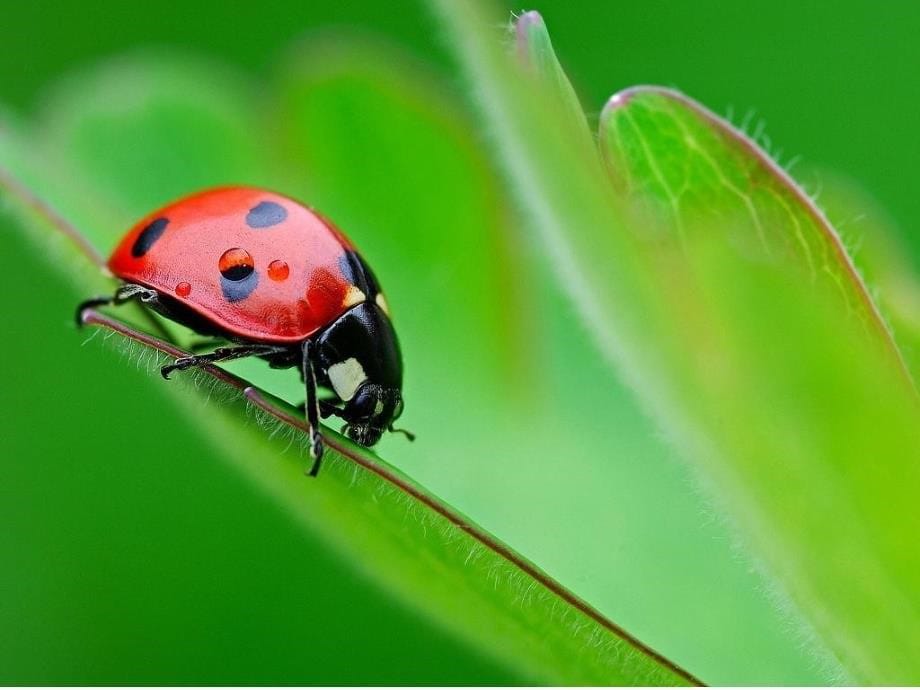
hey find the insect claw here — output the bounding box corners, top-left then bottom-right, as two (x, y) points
(74, 297), (112, 328)
(306, 442), (323, 477)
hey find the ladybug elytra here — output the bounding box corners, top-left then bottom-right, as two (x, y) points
(78, 186), (411, 475)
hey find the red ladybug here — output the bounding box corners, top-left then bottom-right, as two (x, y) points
(78, 186), (410, 475)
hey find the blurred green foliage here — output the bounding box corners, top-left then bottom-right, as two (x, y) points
(2, 0), (919, 685)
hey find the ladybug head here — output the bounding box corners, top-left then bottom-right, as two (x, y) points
(342, 382), (404, 447)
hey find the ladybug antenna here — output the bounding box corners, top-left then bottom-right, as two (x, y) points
(389, 426), (416, 442)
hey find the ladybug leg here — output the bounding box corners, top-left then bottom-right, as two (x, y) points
(301, 340), (324, 477)
(114, 283), (160, 304)
(319, 400), (347, 420)
(75, 296), (115, 326)
(76, 283), (174, 342)
(160, 344), (285, 379)
(296, 396), (343, 420)
(75, 283), (158, 326)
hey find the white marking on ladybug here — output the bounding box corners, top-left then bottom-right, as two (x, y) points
(374, 400), (385, 415)
(328, 357), (367, 401)
(375, 293), (390, 315)
(344, 285), (366, 308)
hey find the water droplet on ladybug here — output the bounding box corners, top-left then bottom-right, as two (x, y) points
(219, 248), (254, 281)
(176, 282), (191, 297)
(268, 259), (290, 281)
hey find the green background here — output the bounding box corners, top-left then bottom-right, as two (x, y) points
(2, 1), (918, 684)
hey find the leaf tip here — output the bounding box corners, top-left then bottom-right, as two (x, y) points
(513, 10), (548, 63)
(600, 85), (686, 124)
(514, 9), (545, 33)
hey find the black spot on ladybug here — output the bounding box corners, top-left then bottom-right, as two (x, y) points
(131, 217), (169, 257)
(221, 271), (259, 303)
(339, 250), (380, 297)
(246, 201), (287, 228)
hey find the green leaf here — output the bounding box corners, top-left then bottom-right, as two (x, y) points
(598, 89), (920, 683)
(599, 87), (909, 380)
(814, 170), (920, 382)
(432, 3), (920, 684)
(1, 52), (698, 685)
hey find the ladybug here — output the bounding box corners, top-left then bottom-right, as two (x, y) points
(78, 186), (411, 475)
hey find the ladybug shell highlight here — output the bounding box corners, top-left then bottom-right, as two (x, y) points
(108, 187), (376, 343)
